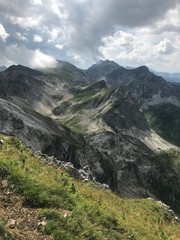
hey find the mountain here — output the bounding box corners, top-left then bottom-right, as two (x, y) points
(41, 60), (92, 86)
(0, 63), (180, 217)
(86, 59), (120, 80)
(87, 61), (180, 108)
(0, 65), (6, 72)
(145, 103), (180, 147)
(87, 60), (180, 149)
(152, 70), (180, 83)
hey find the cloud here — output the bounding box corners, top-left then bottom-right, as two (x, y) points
(55, 44), (64, 50)
(155, 39), (175, 55)
(14, 32), (27, 41)
(31, 49), (57, 68)
(64, 0), (179, 57)
(0, 23), (9, 41)
(98, 29), (179, 72)
(33, 34), (43, 42)
(2, 45), (57, 68)
(31, 0), (43, 5)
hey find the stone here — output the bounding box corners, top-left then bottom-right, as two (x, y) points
(7, 219), (16, 228)
(1, 179), (8, 188)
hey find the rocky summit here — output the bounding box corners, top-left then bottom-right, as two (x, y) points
(0, 60), (180, 239)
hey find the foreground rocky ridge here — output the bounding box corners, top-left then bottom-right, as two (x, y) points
(0, 63), (180, 216)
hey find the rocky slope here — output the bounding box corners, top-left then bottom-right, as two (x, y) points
(41, 60), (92, 86)
(0, 63), (180, 216)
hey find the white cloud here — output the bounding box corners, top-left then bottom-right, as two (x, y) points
(98, 29), (180, 72)
(155, 39), (175, 54)
(15, 32), (27, 41)
(31, 49), (57, 68)
(3, 45), (57, 69)
(9, 15), (43, 29)
(0, 23), (9, 41)
(33, 34), (43, 42)
(31, 0), (43, 5)
(55, 44), (64, 49)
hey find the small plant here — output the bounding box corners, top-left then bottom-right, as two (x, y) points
(0, 219), (14, 240)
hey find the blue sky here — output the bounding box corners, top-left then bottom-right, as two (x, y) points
(0, 0), (179, 72)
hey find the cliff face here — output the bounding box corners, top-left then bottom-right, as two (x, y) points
(103, 87), (149, 132)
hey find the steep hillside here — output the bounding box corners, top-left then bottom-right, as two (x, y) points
(42, 60), (92, 86)
(145, 103), (180, 147)
(0, 135), (180, 240)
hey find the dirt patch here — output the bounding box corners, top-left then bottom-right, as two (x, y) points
(0, 184), (52, 240)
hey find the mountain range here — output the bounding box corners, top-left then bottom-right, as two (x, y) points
(0, 59), (180, 218)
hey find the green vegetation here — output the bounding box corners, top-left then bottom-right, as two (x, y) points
(0, 220), (14, 240)
(145, 103), (180, 146)
(0, 135), (180, 240)
(45, 66), (71, 83)
(60, 116), (87, 134)
(59, 86), (116, 134)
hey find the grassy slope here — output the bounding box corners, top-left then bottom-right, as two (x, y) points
(59, 86), (116, 134)
(145, 103), (180, 147)
(0, 135), (180, 240)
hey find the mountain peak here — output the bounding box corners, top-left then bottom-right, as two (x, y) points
(95, 59), (120, 68)
(133, 65), (150, 73)
(4, 64), (42, 77)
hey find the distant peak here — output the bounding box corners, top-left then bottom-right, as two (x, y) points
(133, 65), (150, 73)
(5, 64), (42, 75)
(5, 64), (31, 71)
(97, 59), (119, 66)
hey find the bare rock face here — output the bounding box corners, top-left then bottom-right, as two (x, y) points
(89, 132), (180, 214)
(52, 101), (71, 116)
(0, 65), (45, 100)
(103, 87), (149, 132)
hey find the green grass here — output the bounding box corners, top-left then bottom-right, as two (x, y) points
(0, 135), (180, 240)
(59, 86), (116, 134)
(60, 116), (87, 134)
(145, 103), (180, 146)
(0, 219), (15, 240)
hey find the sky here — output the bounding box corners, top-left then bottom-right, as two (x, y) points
(0, 0), (180, 72)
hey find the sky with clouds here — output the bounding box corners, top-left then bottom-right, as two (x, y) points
(0, 0), (179, 72)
